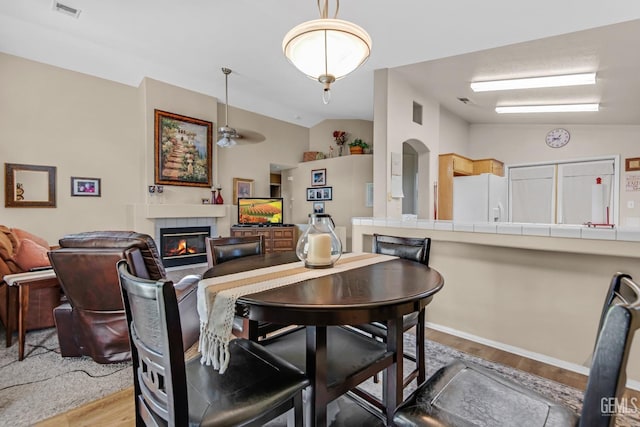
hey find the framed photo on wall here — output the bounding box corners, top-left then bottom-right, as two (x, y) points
(154, 109), (213, 187)
(306, 186), (332, 201)
(311, 168), (326, 186)
(233, 177), (254, 202)
(312, 201), (325, 214)
(71, 177), (101, 197)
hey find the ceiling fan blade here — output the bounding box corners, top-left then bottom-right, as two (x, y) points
(235, 129), (266, 143)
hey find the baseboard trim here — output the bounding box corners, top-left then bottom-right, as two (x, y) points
(426, 322), (640, 392)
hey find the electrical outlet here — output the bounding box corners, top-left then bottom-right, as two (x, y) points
(628, 200), (635, 209)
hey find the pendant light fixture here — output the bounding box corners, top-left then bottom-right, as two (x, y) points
(217, 67), (239, 148)
(282, 0), (372, 104)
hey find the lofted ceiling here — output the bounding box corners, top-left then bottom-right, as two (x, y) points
(1, 1), (640, 127)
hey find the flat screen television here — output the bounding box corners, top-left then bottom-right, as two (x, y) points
(238, 198), (284, 225)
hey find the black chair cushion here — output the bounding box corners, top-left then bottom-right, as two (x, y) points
(261, 326), (389, 389)
(393, 360), (578, 427)
(353, 312), (419, 339)
(186, 339), (309, 426)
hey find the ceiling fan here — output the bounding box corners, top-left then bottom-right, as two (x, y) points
(217, 67), (240, 147)
(216, 68), (266, 147)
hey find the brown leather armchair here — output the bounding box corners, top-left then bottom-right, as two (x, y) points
(48, 231), (200, 364)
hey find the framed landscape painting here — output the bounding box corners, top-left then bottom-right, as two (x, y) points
(154, 109), (213, 187)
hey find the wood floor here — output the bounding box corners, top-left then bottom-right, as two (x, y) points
(36, 328), (640, 426)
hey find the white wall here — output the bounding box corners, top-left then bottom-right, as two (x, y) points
(469, 124), (640, 226)
(0, 53), (142, 243)
(374, 69), (444, 220)
(0, 53), (310, 243)
(285, 155), (373, 250)
(439, 107), (471, 155)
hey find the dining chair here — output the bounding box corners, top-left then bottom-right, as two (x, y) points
(393, 272), (640, 427)
(205, 235), (287, 340)
(116, 260), (309, 427)
(205, 235), (265, 267)
(352, 234), (432, 389)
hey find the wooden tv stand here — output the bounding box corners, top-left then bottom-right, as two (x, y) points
(230, 225), (297, 253)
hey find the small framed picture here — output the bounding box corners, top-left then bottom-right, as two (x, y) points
(306, 186), (332, 201)
(233, 177), (254, 202)
(313, 201), (325, 214)
(626, 157), (640, 172)
(71, 177), (101, 197)
(311, 168), (326, 186)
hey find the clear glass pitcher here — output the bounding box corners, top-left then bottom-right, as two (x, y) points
(296, 214), (342, 268)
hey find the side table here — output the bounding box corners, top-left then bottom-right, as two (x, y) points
(4, 269), (59, 360)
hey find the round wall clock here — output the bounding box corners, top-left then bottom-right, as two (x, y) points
(545, 128), (570, 148)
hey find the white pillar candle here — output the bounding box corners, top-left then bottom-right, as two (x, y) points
(306, 233), (332, 265)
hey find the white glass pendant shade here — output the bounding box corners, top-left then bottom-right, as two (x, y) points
(283, 19), (372, 82)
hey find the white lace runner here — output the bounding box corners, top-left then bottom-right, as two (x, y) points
(197, 252), (397, 373)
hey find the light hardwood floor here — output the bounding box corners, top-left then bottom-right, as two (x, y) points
(36, 328), (640, 426)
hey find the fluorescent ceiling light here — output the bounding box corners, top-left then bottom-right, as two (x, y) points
(471, 73), (596, 92)
(495, 103), (600, 114)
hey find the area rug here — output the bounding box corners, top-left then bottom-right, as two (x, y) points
(2, 323), (639, 426)
(0, 325), (131, 426)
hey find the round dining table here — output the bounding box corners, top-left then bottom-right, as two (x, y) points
(202, 251), (444, 426)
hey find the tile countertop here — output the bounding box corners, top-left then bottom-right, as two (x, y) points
(351, 218), (640, 258)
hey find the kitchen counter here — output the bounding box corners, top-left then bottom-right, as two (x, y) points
(351, 218), (640, 388)
(351, 218), (640, 259)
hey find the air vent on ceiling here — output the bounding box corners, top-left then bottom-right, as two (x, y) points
(52, 1), (81, 18)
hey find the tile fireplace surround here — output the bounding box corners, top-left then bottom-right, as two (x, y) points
(127, 204), (232, 268)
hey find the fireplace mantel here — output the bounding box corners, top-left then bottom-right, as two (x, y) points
(134, 203), (227, 219)
(127, 204), (232, 239)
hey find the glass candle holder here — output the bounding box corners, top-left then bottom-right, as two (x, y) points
(296, 213), (342, 268)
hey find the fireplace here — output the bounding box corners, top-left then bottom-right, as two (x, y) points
(159, 226), (210, 267)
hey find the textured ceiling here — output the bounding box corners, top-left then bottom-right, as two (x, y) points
(1, 1), (640, 127)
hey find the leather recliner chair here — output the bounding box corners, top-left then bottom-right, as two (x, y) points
(48, 231), (200, 364)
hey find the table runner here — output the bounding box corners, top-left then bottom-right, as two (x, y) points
(197, 252), (397, 373)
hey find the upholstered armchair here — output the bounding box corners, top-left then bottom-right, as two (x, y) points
(0, 226), (61, 348)
(48, 231), (200, 364)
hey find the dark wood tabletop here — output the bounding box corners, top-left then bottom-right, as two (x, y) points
(202, 251), (444, 325)
(201, 251), (445, 426)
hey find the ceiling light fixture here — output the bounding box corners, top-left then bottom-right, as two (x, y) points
(495, 103), (600, 114)
(217, 67), (239, 148)
(471, 72), (596, 92)
(282, 0), (372, 104)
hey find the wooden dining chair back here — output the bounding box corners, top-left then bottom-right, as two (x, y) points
(393, 272), (640, 427)
(372, 234), (431, 266)
(204, 235), (286, 340)
(350, 233), (432, 408)
(205, 235), (265, 267)
(117, 260), (308, 427)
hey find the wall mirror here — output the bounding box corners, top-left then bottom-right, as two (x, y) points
(4, 163), (57, 207)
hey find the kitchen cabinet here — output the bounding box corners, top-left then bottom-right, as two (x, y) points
(438, 153), (504, 220)
(473, 158), (504, 176)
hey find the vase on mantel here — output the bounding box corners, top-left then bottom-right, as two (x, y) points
(215, 189), (224, 205)
(211, 190), (217, 204)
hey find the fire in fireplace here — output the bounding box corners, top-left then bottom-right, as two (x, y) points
(159, 226), (210, 267)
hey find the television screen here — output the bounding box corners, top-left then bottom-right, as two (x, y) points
(238, 198), (284, 225)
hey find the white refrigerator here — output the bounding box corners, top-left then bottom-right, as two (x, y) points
(453, 173), (508, 222)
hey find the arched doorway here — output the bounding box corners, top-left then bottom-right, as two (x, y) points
(402, 139), (430, 218)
